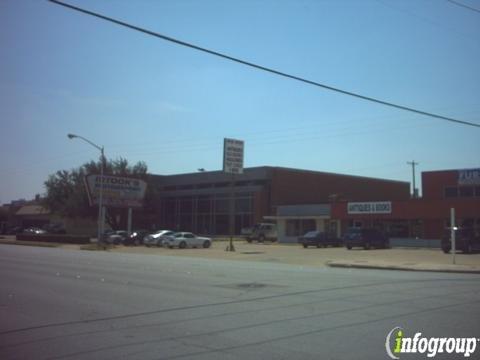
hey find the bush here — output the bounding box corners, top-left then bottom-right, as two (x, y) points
(16, 234), (91, 244)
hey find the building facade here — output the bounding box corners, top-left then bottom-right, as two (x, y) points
(150, 166), (410, 237)
(331, 168), (480, 240)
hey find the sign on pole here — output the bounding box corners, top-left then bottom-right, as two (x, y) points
(223, 138), (244, 174)
(84, 174), (147, 208)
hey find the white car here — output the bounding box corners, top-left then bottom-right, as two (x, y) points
(164, 232), (212, 249)
(143, 230), (175, 247)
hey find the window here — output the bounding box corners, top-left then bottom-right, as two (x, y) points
(235, 198), (252, 212)
(215, 199), (229, 213)
(179, 184), (194, 190)
(286, 220), (301, 237)
(444, 187), (458, 198)
(459, 187), (474, 197)
(286, 219), (316, 236)
(197, 197), (211, 213)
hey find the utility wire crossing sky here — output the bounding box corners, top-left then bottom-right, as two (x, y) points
(49, 0), (480, 129)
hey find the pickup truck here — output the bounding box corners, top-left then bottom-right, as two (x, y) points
(246, 223), (277, 242)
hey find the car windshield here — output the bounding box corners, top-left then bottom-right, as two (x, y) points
(304, 231), (320, 237)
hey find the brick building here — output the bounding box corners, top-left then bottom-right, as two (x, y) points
(150, 166), (410, 237)
(331, 168), (480, 240)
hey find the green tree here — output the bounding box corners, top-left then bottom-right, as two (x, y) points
(43, 158), (155, 230)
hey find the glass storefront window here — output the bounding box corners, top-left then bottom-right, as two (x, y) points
(286, 219), (316, 236)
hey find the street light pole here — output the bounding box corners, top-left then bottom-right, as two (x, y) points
(67, 133), (105, 244)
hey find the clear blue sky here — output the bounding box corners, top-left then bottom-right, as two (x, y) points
(1, 0), (479, 204)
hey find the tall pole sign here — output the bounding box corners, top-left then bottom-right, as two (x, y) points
(223, 138), (244, 252)
(223, 138), (244, 174)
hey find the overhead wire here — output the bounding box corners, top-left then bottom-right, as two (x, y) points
(48, 0), (480, 129)
(447, 0), (480, 13)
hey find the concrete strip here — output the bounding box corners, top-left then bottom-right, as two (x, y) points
(327, 260), (480, 274)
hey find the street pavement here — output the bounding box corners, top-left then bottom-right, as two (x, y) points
(1, 245), (479, 360)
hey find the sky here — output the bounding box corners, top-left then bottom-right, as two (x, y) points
(1, 0), (479, 204)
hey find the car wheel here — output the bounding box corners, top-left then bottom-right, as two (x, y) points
(442, 247), (450, 254)
(303, 244), (308, 248)
(346, 244), (352, 250)
(364, 242), (370, 250)
(203, 240), (211, 248)
(179, 241), (187, 249)
(246, 239), (252, 243)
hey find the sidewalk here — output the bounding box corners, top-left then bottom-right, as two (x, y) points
(326, 259), (480, 274)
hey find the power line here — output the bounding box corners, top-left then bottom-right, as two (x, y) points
(447, 0), (480, 13)
(48, 0), (480, 129)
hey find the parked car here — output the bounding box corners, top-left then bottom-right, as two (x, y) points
(343, 228), (389, 250)
(105, 230), (129, 245)
(42, 223), (66, 234)
(298, 231), (342, 248)
(144, 230), (175, 247)
(163, 232), (212, 249)
(246, 223), (277, 242)
(442, 228), (480, 254)
(24, 227), (47, 235)
(123, 229), (150, 246)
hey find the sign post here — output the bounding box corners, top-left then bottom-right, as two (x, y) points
(127, 208), (133, 235)
(223, 138), (244, 252)
(450, 208), (456, 265)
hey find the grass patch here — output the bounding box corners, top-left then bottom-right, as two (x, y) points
(80, 243), (113, 251)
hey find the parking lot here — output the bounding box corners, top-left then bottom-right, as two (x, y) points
(110, 240), (480, 269)
(2, 235), (480, 271)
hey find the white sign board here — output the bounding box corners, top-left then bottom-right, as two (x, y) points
(84, 174), (147, 208)
(458, 169), (480, 185)
(347, 201), (392, 215)
(223, 138), (244, 174)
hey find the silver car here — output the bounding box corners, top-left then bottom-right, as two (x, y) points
(164, 232), (212, 249)
(143, 230), (175, 247)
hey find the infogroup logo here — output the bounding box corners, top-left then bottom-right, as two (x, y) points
(385, 327), (479, 359)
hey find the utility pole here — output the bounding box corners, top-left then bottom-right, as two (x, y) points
(407, 160), (419, 198)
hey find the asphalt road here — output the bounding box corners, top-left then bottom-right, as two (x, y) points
(1, 245), (479, 360)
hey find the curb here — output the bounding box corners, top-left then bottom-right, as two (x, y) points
(0, 239), (61, 248)
(327, 261), (480, 274)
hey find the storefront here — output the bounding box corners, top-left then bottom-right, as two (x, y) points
(265, 204), (341, 243)
(331, 168), (480, 240)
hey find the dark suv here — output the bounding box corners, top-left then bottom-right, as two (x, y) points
(298, 231), (342, 248)
(442, 228), (480, 254)
(343, 228), (389, 250)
